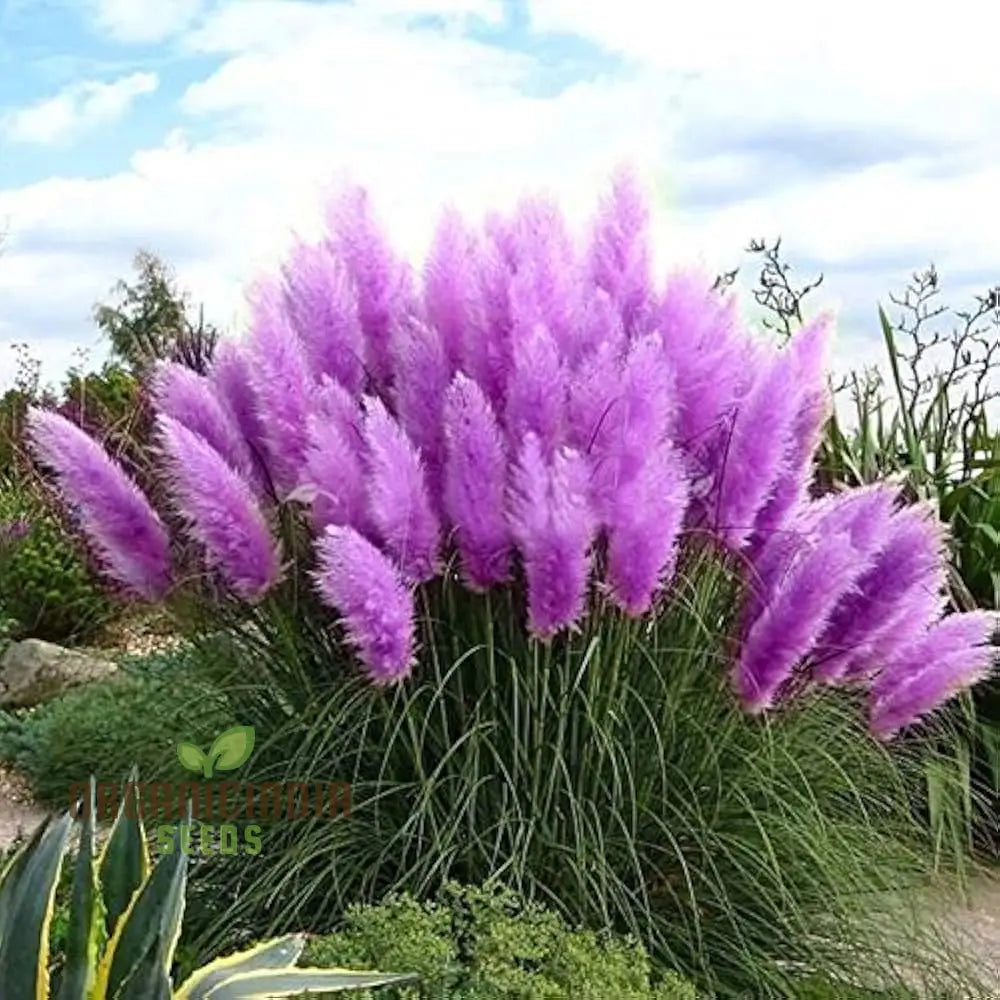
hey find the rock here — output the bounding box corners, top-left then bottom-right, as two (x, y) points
(0, 639), (117, 709)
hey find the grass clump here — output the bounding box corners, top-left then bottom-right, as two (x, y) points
(177, 552), (979, 999)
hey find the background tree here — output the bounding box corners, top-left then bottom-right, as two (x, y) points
(93, 249), (219, 376)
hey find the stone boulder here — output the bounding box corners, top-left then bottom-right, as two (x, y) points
(0, 639), (117, 709)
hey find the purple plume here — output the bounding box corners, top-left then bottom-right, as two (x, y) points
(749, 315), (834, 552)
(151, 360), (258, 483)
(509, 434), (596, 638)
(281, 239), (366, 394)
(245, 281), (316, 498)
(504, 323), (565, 456)
(605, 440), (689, 615)
(507, 195), (580, 359)
(327, 185), (415, 389)
(736, 526), (871, 712)
(313, 525), (416, 685)
(156, 414), (280, 602)
(658, 270), (749, 458)
(572, 333), (676, 522)
(870, 611), (997, 738)
(442, 373), (511, 590)
(209, 340), (268, 468)
(26, 408), (172, 600)
(587, 167), (653, 336)
(708, 341), (803, 550)
(424, 208), (485, 371)
(390, 317), (451, 500)
(813, 500), (946, 684)
(362, 396), (441, 583)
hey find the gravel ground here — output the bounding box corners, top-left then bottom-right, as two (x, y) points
(0, 764), (46, 852)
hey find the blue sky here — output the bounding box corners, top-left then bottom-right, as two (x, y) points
(1, 0), (998, 390)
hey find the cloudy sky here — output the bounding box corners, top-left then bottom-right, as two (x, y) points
(1, 0), (999, 391)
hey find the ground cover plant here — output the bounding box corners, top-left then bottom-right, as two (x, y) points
(24, 172), (997, 997)
(0, 645), (231, 804)
(303, 882), (699, 999)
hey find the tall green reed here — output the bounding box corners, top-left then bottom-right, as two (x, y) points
(181, 543), (972, 999)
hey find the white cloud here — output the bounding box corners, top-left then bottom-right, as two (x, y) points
(2, 0), (1000, 392)
(2, 72), (159, 145)
(88, 0), (205, 43)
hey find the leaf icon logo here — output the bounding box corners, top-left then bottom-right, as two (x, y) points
(177, 725), (255, 779)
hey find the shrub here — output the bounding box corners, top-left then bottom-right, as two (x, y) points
(0, 476), (114, 643)
(0, 645), (232, 805)
(303, 883), (699, 999)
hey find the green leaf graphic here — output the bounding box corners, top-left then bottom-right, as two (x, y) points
(206, 725), (255, 777)
(177, 743), (207, 774)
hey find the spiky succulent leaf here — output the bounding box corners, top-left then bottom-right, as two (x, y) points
(97, 773), (149, 938)
(0, 812), (73, 1000)
(57, 778), (102, 1000)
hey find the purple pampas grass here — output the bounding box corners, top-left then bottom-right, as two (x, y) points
(26, 408), (172, 600)
(870, 612), (997, 739)
(587, 167), (653, 337)
(736, 527), (870, 713)
(327, 185), (415, 389)
(708, 341), (804, 551)
(362, 396), (441, 583)
(246, 281), (317, 498)
(156, 415), (281, 601)
(748, 315), (834, 552)
(424, 208), (485, 371)
(442, 373), (511, 590)
(390, 318), (451, 500)
(313, 525), (416, 684)
(605, 440), (689, 615)
(209, 340), (268, 468)
(509, 434), (596, 638)
(504, 323), (565, 456)
(812, 501), (947, 684)
(282, 239), (366, 395)
(151, 360), (258, 481)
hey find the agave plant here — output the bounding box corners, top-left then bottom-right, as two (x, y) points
(0, 777), (415, 998)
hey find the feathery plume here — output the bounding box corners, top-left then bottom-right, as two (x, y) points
(151, 360), (257, 480)
(209, 339), (267, 467)
(363, 396), (441, 583)
(587, 166), (653, 336)
(26, 408), (171, 600)
(870, 612), (997, 738)
(313, 525), (416, 684)
(156, 415), (280, 601)
(812, 501), (946, 683)
(509, 435), (596, 638)
(327, 184), (415, 388)
(442, 373), (511, 589)
(736, 528), (869, 712)
(245, 281), (317, 498)
(605, 440), (689, 615)
(281, 239), (365, 394)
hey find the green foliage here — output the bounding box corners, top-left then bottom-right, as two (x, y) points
(0, 645), (233, 805)
(60, 360), (142, 439)
(0, 476), (114, 643)
(303, 884), (698, 1000)
(93, 250), (219, 376)
(0, 779), (416, 998)
(175, 547), (978, 999)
